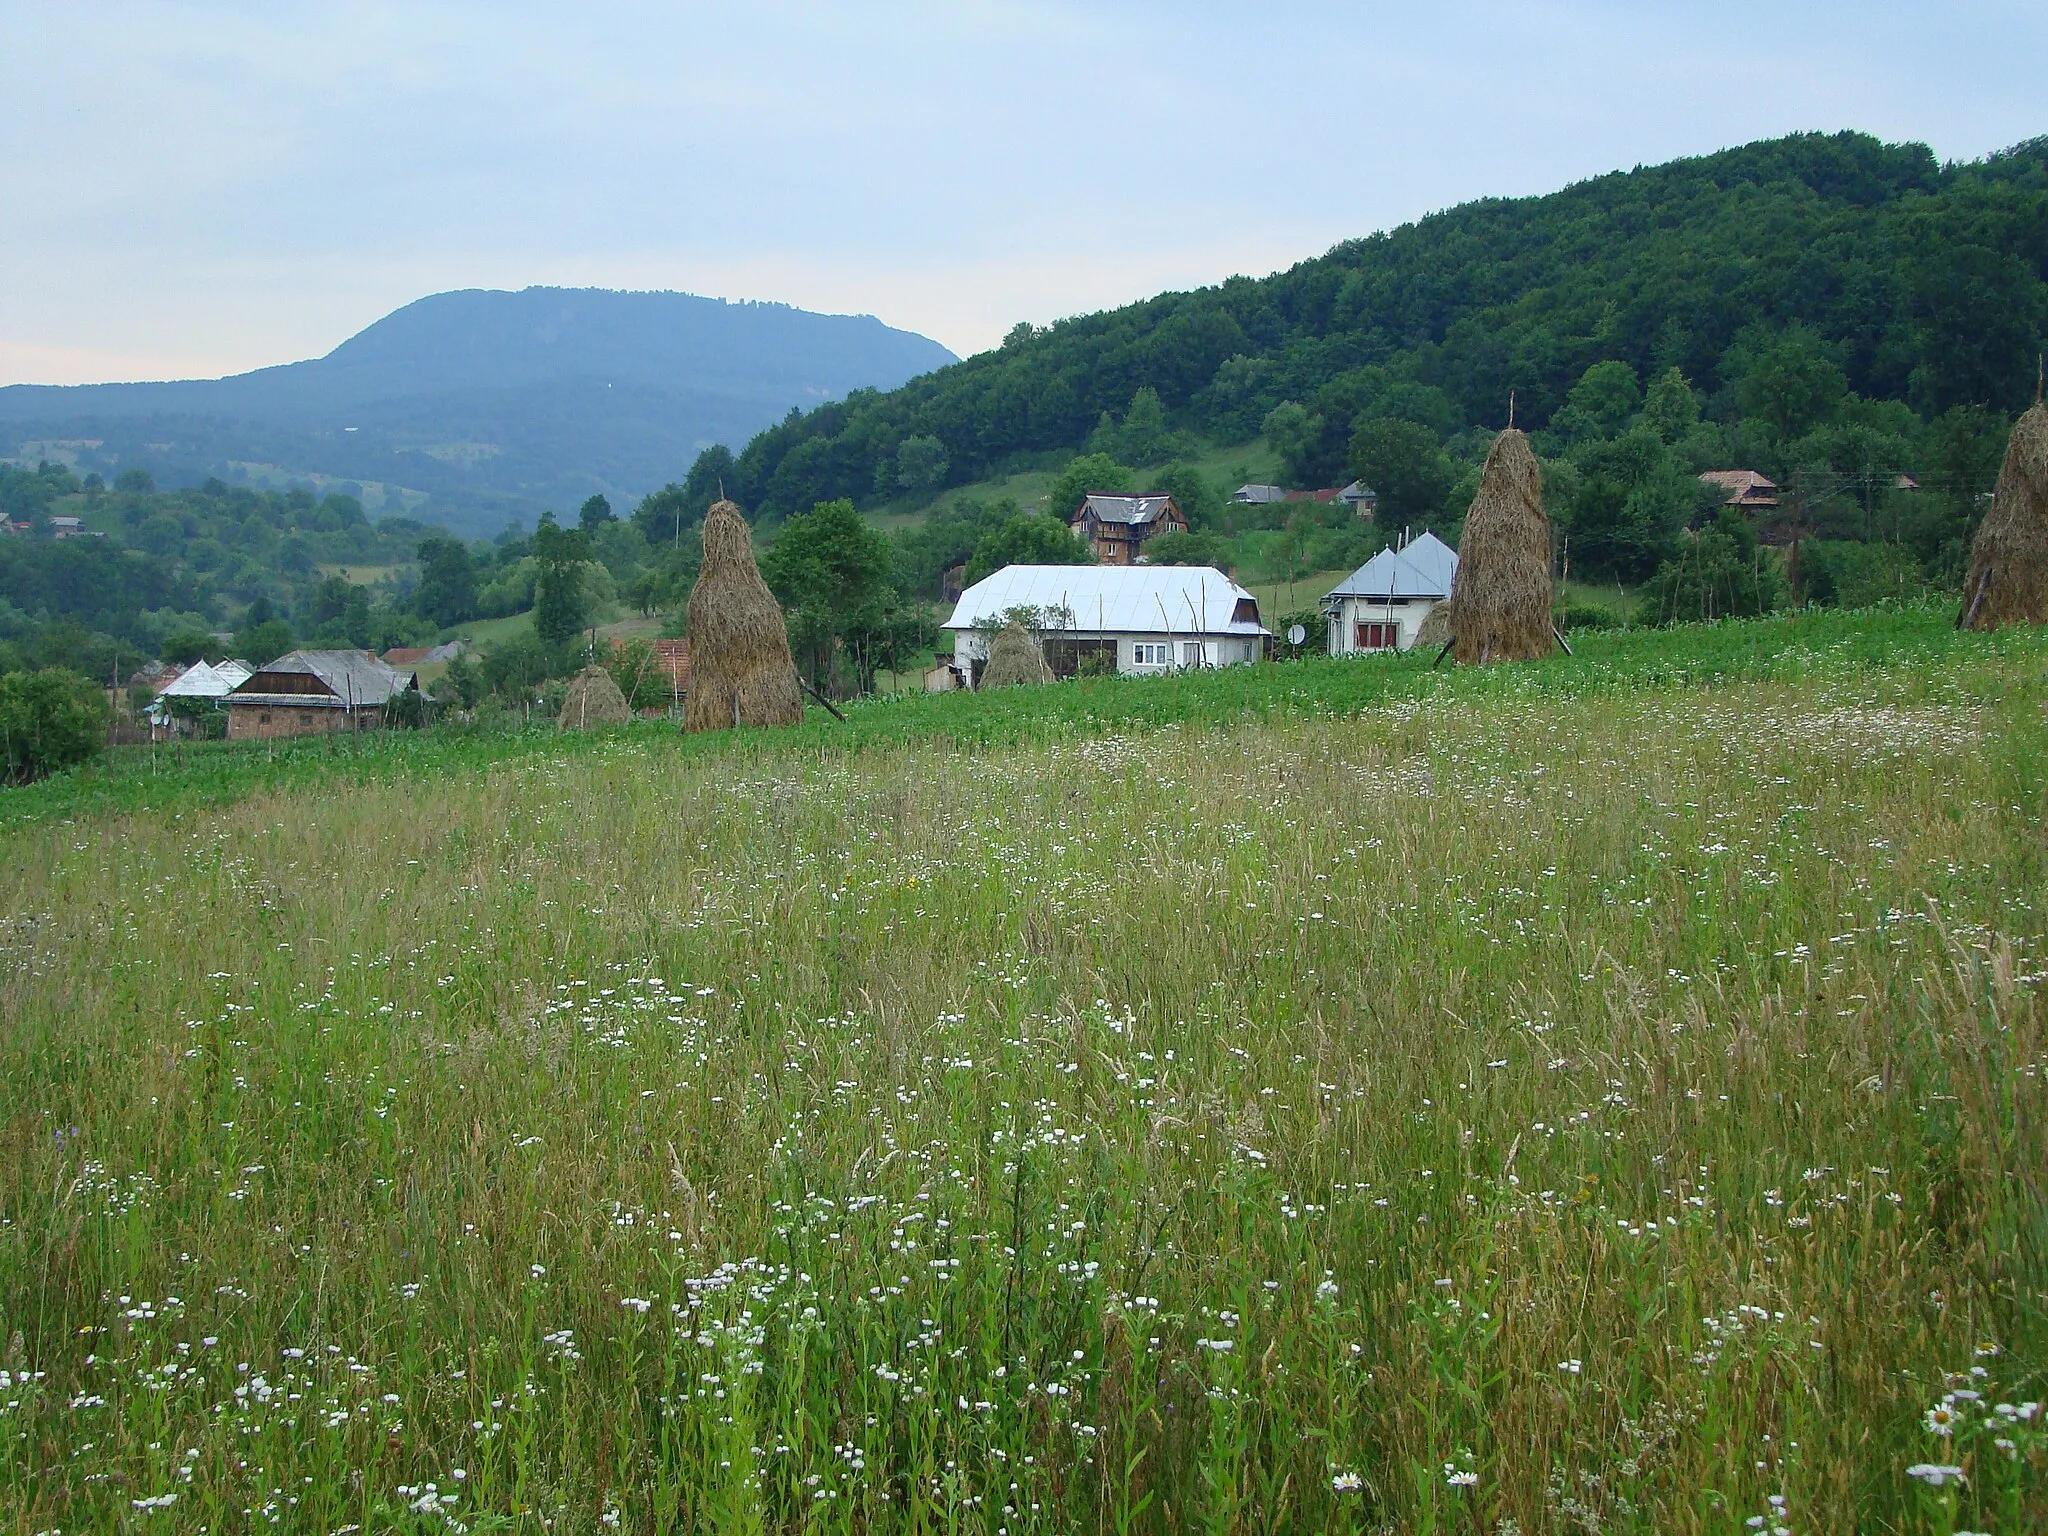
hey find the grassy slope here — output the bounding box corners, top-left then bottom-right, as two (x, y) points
(2, 606), (2043, 1530)
(866, 437), (1286, 527)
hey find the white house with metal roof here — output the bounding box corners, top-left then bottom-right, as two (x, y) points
(943, 565), (1269, 684)
(145, 658), (256, 736)
(1322, 531), (1457, 654)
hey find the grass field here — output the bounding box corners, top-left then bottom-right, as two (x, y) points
(2, 605), (2045, 1533)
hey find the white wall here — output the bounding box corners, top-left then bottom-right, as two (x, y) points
(944, 629), (1263, 678)
(1326, 596), (1443, 654)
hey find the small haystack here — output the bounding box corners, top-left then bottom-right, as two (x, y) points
(558, 664), (630, 730)
(1413, 602), (1453, 651)
(684, 500), (806, 732)
(1448, 428), (1554, 664)
(979, 621), (1054, 688)
(1959, 401), (2048, 631)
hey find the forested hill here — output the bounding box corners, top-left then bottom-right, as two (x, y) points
(0, 289), (957, 537)
(725, 132), (2048, 517)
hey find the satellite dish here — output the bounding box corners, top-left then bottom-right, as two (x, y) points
(1286, 624), (1306, 647)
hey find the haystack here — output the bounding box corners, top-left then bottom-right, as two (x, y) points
(1959, 401), (2048, 631)
(683, 500), (805, 731)
(1448, 428), (1554, 664)
(1414, 601), (1453, 650)
(979, 621), (1054, 688)
(558, 664), (630, 730)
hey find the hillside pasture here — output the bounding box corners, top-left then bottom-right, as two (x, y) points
(0, 607), (2044, 1533)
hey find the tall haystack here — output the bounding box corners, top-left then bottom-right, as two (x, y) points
(558, 664), (630, 730)
(1448, 428), (1554, 664)
(979, 621), (1054, 688)
(1959, 401), (2048, 631)
(683, 500), (805, 731)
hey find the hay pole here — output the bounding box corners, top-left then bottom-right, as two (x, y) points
(1431, 636), (1455, 668)
(1551, 623), (1574, 657)
(799, 676), (847, 722)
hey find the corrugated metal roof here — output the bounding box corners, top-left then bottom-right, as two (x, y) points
(1325, 531), (1458, 601)
(159, 661), (238, 699)
(1078, 494), (1177, 526)
(231, 650), (416, 707)
(943, 565), (1268, 636)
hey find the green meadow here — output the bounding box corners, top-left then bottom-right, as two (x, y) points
(2, 605), (2044, 1533)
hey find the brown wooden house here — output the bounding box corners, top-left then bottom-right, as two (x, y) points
(226, 650), (419, 739)
(1069, 494), (1187, 565)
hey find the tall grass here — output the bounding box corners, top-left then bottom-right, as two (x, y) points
(1, 605), (2044, 1532)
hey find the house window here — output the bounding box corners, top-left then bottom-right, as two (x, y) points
(1181, 642), (1205, 667)
(300, 712), (315, 725)
(1132, 643), (1168, 665)
(259, 712), (272, 724)
(1355, 621), (1399, 650)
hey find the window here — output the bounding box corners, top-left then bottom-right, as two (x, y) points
(300, 712), (315, 725)
(1131, 642), (1168, 665)
(1355, 621), (1399, 650)
(1182, 642), (1205, 667)
(258, 712), (271, 724)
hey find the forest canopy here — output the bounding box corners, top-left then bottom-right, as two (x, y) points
(705, 132), (2047, 523)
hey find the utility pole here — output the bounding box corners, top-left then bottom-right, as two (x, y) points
(1786, 482), (1804, 610)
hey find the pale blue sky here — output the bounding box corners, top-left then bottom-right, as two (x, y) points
(4, 1), (2044, 384)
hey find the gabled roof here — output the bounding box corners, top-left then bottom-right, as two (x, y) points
(231, 649), (416, 707)
(159, 661), (238, 700)
(1700, 469), (1779, 505)
(944, 565), (1267, 637)
(1234, 483), (1287, 503)
(1075, 493), (1179, 527)
(1325, 531), (1458, 602)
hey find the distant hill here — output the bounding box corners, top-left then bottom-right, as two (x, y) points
(722, 131), (2048, 518)
(0, 288), (958, 536)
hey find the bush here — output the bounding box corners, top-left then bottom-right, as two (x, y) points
(0, 668), (110, 784)
(1272, 607), (1329, 656)
(1556, 603), (1621, 632)
(1801, 539), (1926, 609)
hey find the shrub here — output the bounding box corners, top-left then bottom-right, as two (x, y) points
(1273, 606), (1329, 656)
(0, 668), (110, 784)
(1556, 602), (1621, 631)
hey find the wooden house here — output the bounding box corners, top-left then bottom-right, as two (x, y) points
(225, 650), (419, 739)
(1069, 494), (1187, 565)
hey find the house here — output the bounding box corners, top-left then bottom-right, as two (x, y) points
(1069, 494), (1188, 565)
(1233, 484), (1288, 505)
(381, 641), (466, 667)
(1700, 470), (1779, 512)
(1322, 530), (1458, 654)
(48, 515), (98, 539)
(649, 640), (691, 708)
(1338, 480), (1378, 519)
(225, 650), (419, 739)
(147, 659), (255, 737)
(943, 565), (1268, 684)
(923, 656), (966, 692)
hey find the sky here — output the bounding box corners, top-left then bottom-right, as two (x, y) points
(4, 1), (2045, 386)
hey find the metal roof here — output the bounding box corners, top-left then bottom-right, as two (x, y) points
(1325, 531), (1458, 601)
(158, 659), (253, 699)
(231, 649), (417, 707)
(1077, 493), (1178, 526)
(943, 565), (1268, 636)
